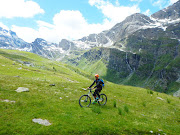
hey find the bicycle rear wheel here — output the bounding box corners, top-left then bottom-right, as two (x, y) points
(98, 94), (107, 106)
(79, 95), (91, 107)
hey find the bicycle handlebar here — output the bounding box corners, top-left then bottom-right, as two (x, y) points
(82, 88), (94, 92)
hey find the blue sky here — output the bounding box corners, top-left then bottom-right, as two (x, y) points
(0, 0), (178, 43)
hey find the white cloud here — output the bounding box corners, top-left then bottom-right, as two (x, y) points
(130, 0), (142, 2)
(11, 25), (39, 42)
(88, 0), (140, 25)
(143, 9), (151, 16)
(169, 0), (178, 5)
(151, 0), (178, 9)
(0, 0), (44, 18)
(12, 10), (111, 43)
(0, 22), (9, 30)
(9, 0), (141, 43)
(152, 0), (166, 9)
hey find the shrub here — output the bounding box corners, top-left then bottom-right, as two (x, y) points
(118, 108), (123, 115)
(147, 90), (154, 94)
(124, 105), (129, 113)
(167, 98), (171, 104)
(142, 102), (146, 107)
(150, 90), (154, 94)
(113, 100), (117, 108)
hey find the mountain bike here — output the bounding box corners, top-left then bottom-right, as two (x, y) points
(79, 88), (107, 107)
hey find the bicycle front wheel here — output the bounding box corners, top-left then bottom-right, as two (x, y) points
(98, 94), (107, 106)
(79, 95), (91, 107)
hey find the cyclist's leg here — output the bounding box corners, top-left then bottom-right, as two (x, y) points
(93, 91), (97, 99)
(95, 88), (102, 99)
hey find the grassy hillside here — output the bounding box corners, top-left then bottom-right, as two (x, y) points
(0, 49), (180, 135)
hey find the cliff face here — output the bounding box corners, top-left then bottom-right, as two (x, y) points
(68, 39), (179, 93)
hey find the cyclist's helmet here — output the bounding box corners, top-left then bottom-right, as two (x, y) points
(95, 74), (99, 78)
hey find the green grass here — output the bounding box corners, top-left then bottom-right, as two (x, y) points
(113, 100), (117, 108)
(0, 49), (180, 134)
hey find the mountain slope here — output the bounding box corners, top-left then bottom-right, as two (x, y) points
(65, 22), (180, 94)
(0, 49), (180, 134)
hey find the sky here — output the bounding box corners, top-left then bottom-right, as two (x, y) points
(0, 0), (179, 43)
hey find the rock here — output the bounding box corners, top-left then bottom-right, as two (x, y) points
(157, 97), (164, 100)
(173, 89), (180, 97)
(49, 84), (55, 86)
(15, 87), (29, 93)
(32, 118), (51, 126)
(2, 99), (16, 103)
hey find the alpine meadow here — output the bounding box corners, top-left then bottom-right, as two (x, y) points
(0, 49), (180, 134)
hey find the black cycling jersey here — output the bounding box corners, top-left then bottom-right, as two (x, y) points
(89, 78), (103, 89)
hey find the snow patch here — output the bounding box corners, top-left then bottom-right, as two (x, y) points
(103, 36), (113, 47)
(73, 40), (91, 49)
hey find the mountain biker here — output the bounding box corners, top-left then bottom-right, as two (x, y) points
(88, 74), (104, 104)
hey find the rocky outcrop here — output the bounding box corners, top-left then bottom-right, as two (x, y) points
(58, 39), (77, 51)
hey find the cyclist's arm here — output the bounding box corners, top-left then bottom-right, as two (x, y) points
(89, 80), (95, 88)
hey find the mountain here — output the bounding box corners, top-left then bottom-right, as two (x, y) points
(63, 1), (180, 94)
(0, 0), (180, 94)
(0, 28), (73, 60)
(31, 38), (64, 59)
(76, 13), (154, 48)
(0, 27), (31, 51)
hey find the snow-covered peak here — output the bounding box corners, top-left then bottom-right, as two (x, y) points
(0, 27), (11, 37)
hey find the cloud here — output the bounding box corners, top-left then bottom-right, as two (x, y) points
(151, 0), (166, 9)
(11, 25), (39, 42)
(10, 0), (141, 43)
(0, 0), (44, 18)
(0, 22), (9, 30)
(143, 9), (151, 16)
(169, 0), (178, 5)
(12, 10), (111, 43)
(88, 0), (140, 24)
(130, 0), (142, 2)
(151, 0), (178, 9)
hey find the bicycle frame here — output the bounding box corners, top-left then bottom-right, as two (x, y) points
(87, 88), (96, 101)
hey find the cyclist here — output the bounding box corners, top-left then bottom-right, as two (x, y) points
(88, 74), (104, 104)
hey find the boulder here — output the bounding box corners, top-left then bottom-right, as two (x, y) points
(15, 87), (29, 93)
(173, 89), (180, 97)
(32, 118), (51, 126)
